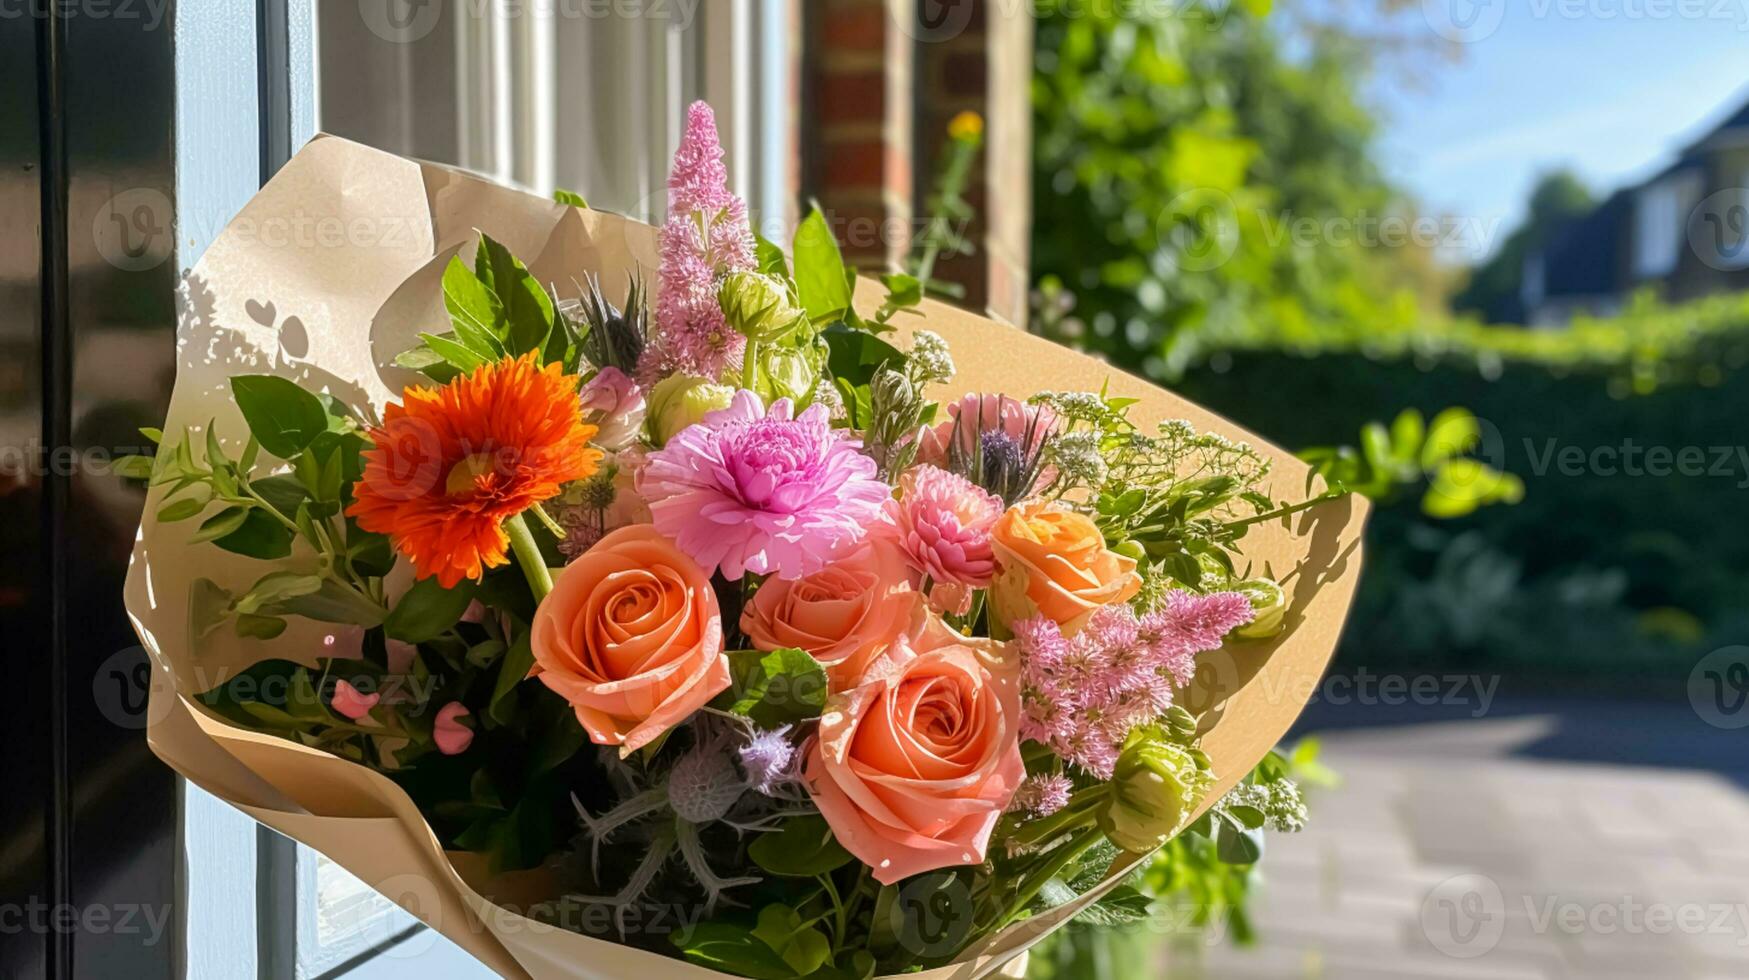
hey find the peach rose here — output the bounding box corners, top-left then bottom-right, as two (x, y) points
(532, 524), (728, 754)
(990, 501), (1141, 631)
(741, 535), (924, 690)
(804, 621), (1024, 884)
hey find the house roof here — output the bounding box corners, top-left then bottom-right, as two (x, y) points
(1531, 90), (1749, 302)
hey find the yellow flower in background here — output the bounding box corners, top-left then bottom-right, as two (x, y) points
(948, 110), (985, 144)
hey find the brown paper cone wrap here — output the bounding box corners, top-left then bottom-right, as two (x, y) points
(126, 136), (1368, 979)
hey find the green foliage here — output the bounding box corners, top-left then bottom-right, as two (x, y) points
(1299, 407), (1525, 518)
(792, 206), (856, 327)
(748, 815), (854, 878)
(385, 576), (480, 643)
(713, 647), (829, 728)
(397, 233), (566, 380)
(1179, 350), (1749, 686)
(1032, 1), (1423, 379)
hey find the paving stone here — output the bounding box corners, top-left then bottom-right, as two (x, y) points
(1173, 718), (1749, 980)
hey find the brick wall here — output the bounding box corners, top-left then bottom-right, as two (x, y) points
(803, 1), (1034, 326)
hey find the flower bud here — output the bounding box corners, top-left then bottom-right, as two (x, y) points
(1162, 705), (1198, 741)
(646, 374), (736, 446)
(870, 365), (914, 410)
(578, 367), (646, 452)
(1099, 729), (1215, 854)
(718, 271), (806, 344)
(760, 345), (818, 404)
(1230, 577), (1287, 640)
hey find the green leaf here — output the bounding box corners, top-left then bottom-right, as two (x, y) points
(879, 272), (923, 311)
(268, 579), (386, 627)
(1213, 812), (1265, 864)
(1072, 884), (1153, 927)
(188, 578), (233, 640)
(234, 572), (324, 614)
(1422, 460), (1525, 519)
(1421, 407), (1482, 470)
(672, 922), (797, 980)
(714, 647), (829, 728)
(752, 905), (831, 976)
(443, 255), (508, 357)
(156, 496), (207, 523)
(231, 376), (329, 458)
(212, 509), (295, 560)
(394, 346), (459, 382)
(191, 505), (253, 544)
(385, 575), (479, 644)
(748, 814), (853, 877)
(476, 234), (553, 356)
(822, 325), (905, 389)
(234, 613), (287, 640)
(553, 188), (588, 208)
(417, 332), (487, 373)
(489, 633), (536, 727)
(251, 473), (309, 515)
(793, 206), (853, 324)
(754, 231), (790, 278)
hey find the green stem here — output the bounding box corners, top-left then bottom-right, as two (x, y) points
(1003, 785), (1106, 851)
(504, 512), (553, 601)
(818, 873), (847, 951)
(742, 337), (760, 394)
(995, 827), (1104, 930)
(1224, 490), (1344, 531)
(529, 501), (566, 538)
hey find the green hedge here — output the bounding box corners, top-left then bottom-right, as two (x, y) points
(1173, 350), (1749, 693)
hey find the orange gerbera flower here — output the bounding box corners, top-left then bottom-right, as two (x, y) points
(349, 353), (603, 587)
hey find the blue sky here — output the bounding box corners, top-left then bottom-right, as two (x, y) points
(1359, 2), (1749, 262)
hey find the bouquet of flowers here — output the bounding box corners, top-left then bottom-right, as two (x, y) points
(125, 103), (1367, 979)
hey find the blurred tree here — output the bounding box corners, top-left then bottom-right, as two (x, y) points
(1030, 0), (1447, 378)
(1451, 170), (1594, 324)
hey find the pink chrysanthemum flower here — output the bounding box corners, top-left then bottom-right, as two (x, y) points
(885, 464), (1003, 613)
(635, 391), (890, 580)
(1014, 591), (1253, 778)
(642, 102), (757, 383)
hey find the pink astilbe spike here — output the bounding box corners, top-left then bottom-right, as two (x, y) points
(642, 101), (758, 382)
(1013, 590), (1254, 778)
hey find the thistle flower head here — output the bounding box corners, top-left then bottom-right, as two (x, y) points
(737, 726), (798, 796)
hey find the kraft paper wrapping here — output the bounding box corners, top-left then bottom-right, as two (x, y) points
(125, 136), (1369, 979)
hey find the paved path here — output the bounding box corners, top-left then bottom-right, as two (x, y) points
(1165, 697), (1749, 979)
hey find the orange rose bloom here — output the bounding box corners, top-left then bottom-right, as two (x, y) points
(990, 501), (1141, 631)
(804, 619), (1024, 885)
(349, 353), (602, 587)
(740, 536), (923, 691)
(531, 525), (728, 754)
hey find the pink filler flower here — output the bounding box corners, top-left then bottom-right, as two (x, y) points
(636, 391), (890, 580)
(641, 101), (757, 382)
